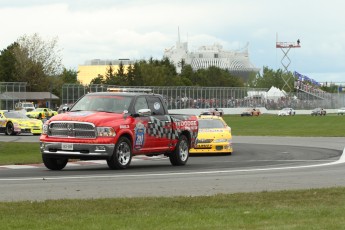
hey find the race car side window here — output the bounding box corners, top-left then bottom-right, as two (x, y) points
(146, 96), (165, 115)
(134, 96), (149, 113)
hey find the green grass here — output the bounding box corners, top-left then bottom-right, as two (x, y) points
(1, 115), (345, 229)
(223, 114), (345, 136)
(1, 187), (345, 229)
(0, 142), (41, 165)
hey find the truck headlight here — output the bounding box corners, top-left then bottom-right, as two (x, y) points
(97, 127), (116, 137)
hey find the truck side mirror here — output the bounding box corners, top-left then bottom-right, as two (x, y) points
(138, 108), (152, 117)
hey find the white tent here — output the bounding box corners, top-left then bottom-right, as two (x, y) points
(266, 86), (287, 101)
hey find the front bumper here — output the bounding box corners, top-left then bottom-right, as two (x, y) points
(40, 142), (115, 159)
(190, 142), (233, 154)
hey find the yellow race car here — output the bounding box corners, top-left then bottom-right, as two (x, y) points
(0, 110), (43, 135)
(190, 115), (232, 155)
(26, 108), (58, 119)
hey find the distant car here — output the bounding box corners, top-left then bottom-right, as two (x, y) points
(190, 115), (232, 155)
(337, 107), (345, 115)
(14, 102), (35, 112)
(0, 110), (43, 135)
(241, 108), (261, 116)
(26, 108), (58, 119)
(278, 108), (296, 116)
(311, 108), (326, 116)
(200, 108), (224, 116)
(57, 103), (74, 114)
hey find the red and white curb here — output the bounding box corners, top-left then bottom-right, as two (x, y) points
(0, 155), (168, 170)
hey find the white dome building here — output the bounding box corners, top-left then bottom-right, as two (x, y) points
(164, 37), (259, 82)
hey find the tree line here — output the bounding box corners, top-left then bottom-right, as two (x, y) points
(89, 58), (245, 88)
(3, 33), (336, 101)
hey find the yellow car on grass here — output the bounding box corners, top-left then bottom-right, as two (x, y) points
(26, 108), (58, 119)
(190, 115), (232, 155)
(0, 110), (43, 135)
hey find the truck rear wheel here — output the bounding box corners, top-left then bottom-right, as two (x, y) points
(107, 136), (132, 169)
(42, 156), (68, 170)
(169, 135), (189, 166)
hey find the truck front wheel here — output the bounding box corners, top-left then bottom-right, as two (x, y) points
(169, 135), (189, 166)
(107, 136), (132, 169)
(42, 156), (68, 170)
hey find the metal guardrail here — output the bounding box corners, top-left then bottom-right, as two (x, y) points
(2, 82), (343, 111)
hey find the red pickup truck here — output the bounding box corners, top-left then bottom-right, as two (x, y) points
(40, 90), (198, 170)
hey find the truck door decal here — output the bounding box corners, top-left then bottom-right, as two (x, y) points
(134, 122), (146, 149)
(147, 116), (178, 140)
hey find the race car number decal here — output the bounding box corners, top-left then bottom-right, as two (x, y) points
(196, 144), (212, 148)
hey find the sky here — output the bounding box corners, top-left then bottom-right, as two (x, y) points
(1, 0), (344, 83)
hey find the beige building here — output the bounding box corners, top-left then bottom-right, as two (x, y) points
(77, 59), (135, 85)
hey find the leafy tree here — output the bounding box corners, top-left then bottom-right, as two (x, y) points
(2, 33), (64, 92)
(90, 74), (105, 84)
(131, 62), (144, 86)
(15, 33), (63, 76)
(193, 66), (243, 87)
(104, 64), (117, 85)
(126, 64), (135, 86)
(180, 65), (195, 86)
(0, 43), (19, 82)
(116, 61), (127, 85)
(60, 68), (79, 84)
(249, 66), (294, 91)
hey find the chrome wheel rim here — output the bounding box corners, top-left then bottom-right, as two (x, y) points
(117, 141), (131, 165)
(179, 139), (189, 162)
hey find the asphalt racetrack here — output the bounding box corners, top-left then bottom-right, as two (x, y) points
(0, 135), (344, 201)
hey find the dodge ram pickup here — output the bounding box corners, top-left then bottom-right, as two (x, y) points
(40, 89), (198, 170)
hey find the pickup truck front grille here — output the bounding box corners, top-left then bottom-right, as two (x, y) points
(48, 122), (96, 138)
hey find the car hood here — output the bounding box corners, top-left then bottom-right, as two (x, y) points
(47, 111), (126, 126)
(198, 128), (231, 139)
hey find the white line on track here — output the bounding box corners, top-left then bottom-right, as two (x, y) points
(1, 148), (345, 182)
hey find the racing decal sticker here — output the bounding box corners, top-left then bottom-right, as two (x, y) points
(134, 122), (145, 149)
(147, 116), (177, 139)
(120, 125), (129, 129)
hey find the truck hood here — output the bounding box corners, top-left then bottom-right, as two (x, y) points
(48, 111), (126, 126)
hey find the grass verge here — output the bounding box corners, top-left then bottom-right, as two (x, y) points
(1, 187), (345, 230)
(0, 142), (41, 165)
(223, 114), (345, 136)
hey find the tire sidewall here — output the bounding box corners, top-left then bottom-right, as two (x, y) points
(5, 122), (15, 135)
(170, 135), (189, 166)
(42, 156), (68, 170)
(107, 136), (132, 169)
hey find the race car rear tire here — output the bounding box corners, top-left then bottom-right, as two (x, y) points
(5, 122), (15, 135)
(169, 135), (189, 166)
(42, 156), (68, 170)
(107, 136), (132, 169)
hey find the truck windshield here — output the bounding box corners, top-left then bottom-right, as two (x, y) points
(70, 95), (133, 113)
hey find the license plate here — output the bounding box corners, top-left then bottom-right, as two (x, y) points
(62, 143), (73, 150)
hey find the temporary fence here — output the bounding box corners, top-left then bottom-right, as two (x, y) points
(0, 82), (27, 110)
(61, 84), (345, 110)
